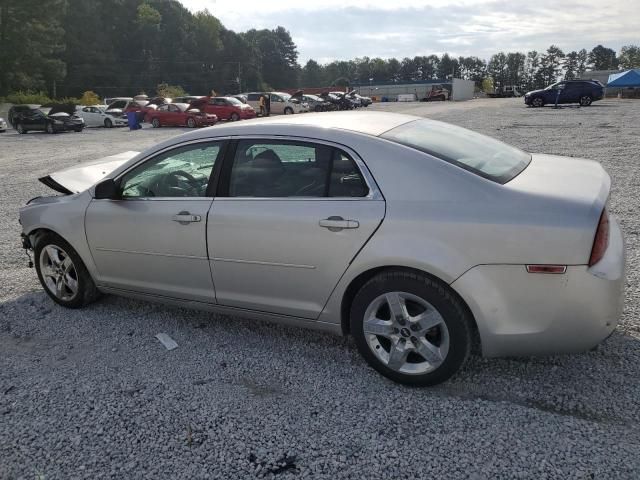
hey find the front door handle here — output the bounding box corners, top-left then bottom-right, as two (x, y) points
(172, 211), (201, 224)
(319, 216), (359, 231)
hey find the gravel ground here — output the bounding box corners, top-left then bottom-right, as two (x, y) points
(1, 98), (639, 479)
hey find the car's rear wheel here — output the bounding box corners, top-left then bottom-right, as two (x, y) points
(75, 127), (83, 132)
(230, 112), (240, 121)
(34, 232), (100, 308)
(46, 123), (55, 134)
(16, 123), (27, 134)
(151, 118), (160, 128)
(531, 97), (544, 107)
(579, 95), (593, 106)
(350, 270), (471, 386)
(104, 118), (113, 128)
(187, 117), (196, 128)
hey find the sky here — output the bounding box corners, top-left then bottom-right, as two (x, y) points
(180, 0), (638, 64)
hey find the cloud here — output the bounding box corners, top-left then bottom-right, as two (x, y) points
(181, 0), (640, 63)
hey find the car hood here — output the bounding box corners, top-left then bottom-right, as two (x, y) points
(525, 88), (545, 96)
(39, 151), (140, 194)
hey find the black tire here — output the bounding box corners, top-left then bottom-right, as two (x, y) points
(46, 123), (55, 134)
(350, 270), (472, 386)
(151, 117), (160, 128)
(16, 123), (27, 134)
(284, 107), (294, 115)
(230, 112), (240, 121)
(579, 95), (593, 106)
(531, 97), (544, 107)
(104, 118), (113, 128)
(34, 232), (100, 308)
(187, 117), (196, 128)
(75, 127), (83, 132)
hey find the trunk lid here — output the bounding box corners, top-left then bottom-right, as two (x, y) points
(39, 151), (139, 194)
(503, 153), (610, 265)
(508, 153), (610, 209)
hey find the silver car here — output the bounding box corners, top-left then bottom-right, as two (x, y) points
(19, 112), (625, 386)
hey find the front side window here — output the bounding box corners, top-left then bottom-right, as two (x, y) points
(228, 140), (368, 198)
(120, 142), (221, 198)
(381, 119), (531, 183)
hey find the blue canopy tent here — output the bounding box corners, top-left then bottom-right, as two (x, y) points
(607, 69), (640, 87)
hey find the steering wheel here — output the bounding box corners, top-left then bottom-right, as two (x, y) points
(156, 170), (201, 196)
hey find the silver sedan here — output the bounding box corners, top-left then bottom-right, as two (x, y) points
(19, 112), (625, 386)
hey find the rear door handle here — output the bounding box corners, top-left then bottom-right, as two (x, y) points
(319, 216), (359, 231)
(172, 211), (201, 224)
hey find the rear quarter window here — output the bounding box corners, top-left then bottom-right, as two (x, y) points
(381, 119), (531, 184)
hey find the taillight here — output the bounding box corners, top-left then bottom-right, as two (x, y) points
(589, 208), (609, 266)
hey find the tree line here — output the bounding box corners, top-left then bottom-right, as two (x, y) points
(301, 44), (640, 91)
(1, 0), (639, 100)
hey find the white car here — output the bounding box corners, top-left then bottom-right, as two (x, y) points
(77, 105), (128, 128)
(0, 117), (7, 132)
(245, 92), (308, 115)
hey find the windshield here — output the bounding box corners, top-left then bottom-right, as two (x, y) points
(279, 93), (291, 101)
(381, 119), (531, 183)
(226, 97), (243, 106)
(545, 82), (561, 90)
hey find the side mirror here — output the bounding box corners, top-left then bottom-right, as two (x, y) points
(94, 178), (119, 199)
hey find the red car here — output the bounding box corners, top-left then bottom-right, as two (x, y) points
(145, 103), (217, 128)
(190, 96), (256, 121)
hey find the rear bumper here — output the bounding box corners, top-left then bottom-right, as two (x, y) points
(451, 216), (625, 357)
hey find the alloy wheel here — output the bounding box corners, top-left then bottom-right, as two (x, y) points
(532, 97), (544, 107)
(39, 245), (79, 302)
(363, 292), (450, 375)
(580, 96), (592, 106)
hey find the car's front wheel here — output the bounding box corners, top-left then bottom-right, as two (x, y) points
(16, 123), (27, 134)
(151, 118), (160, 128)
(46, 123), (55, 134)
(350, 270), (471, 386)
(579, 95), (593, 106)
(230, 112), (240, 121)
(531, 97), (544, 107)
(284, 107), (294, 115)
(187, 117), (196, 128)
(34, 232), (100, 308)
(104, 118), (113, 128)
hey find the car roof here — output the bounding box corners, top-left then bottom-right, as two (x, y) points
(181, 111), (419, 138)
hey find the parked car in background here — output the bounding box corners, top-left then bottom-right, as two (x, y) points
(13, 105), (84, 134)
(20, 111), (624, 387)
(106, 98), (148, 115)
(245, 92), (307, 115)
(8, 104), (40, 128)
(0, 117), (7, 132)
(76, 105), (128, 128)
(525, 80), (604, 107)
(351, 92), (372, 106)
(144, 103), (217, 128)
(331, 91), (360, 108)
(420, 85), (449, 102)
(190, 96), (256, 121)
(303, 94), (331, 112)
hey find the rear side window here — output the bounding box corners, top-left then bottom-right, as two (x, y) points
(381, 119), (531, 183)
(247, 93), (260, 101)
(227, 140), (368, 198)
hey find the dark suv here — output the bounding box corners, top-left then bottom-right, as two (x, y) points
(524, 80), (604, 107)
